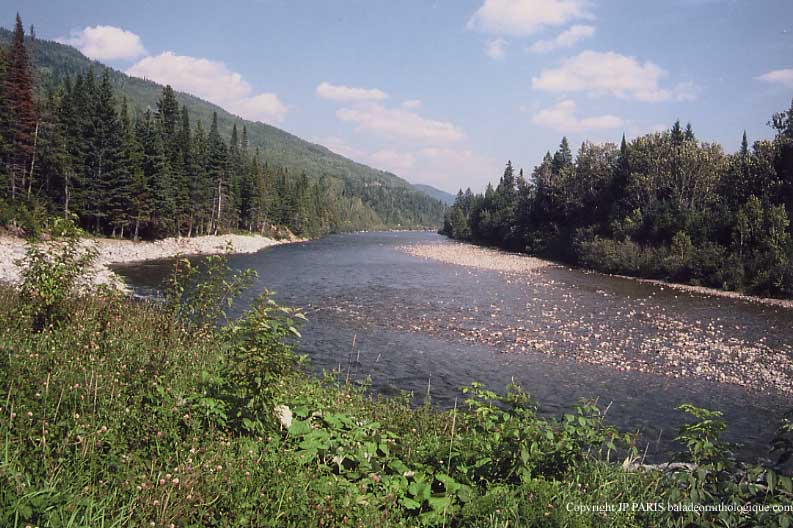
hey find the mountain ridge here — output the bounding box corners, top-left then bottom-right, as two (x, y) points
(0, 27), (446, 229)
(412, 184), (456, 205)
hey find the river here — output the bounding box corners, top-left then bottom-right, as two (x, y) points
(113, 231), (793, 464)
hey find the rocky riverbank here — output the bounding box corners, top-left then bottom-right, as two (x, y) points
(0, 233), (301, 290)
(403, 240), (793, 310)
(396, 241), (793, 395)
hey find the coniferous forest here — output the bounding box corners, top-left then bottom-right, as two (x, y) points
(0, 16), (446, 240)
(442, 104), (793, 298)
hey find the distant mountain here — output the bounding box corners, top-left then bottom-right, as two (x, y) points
(412, 184), (456, 205)
(0, 28), (446, 229)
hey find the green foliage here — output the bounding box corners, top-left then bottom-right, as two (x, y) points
(17, 216), (96, 331)
(658, 404), (793, 528)
(443, 107), (793, 298)
(0, 22), (446, 238)
(165, 248), (257, 331)
(222, 292), (306, 433)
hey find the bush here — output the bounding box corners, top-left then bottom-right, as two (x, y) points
(17, 217), (97, 331)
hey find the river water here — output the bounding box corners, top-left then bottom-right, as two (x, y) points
(113, 231), (793, 464)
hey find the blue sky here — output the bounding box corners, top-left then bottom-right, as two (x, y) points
(3, 0), (792, 193)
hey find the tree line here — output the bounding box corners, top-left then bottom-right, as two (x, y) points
(0, 15), (390, 240)
(442, 103), (793, 298)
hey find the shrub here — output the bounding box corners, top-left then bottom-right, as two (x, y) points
(17, 217), (97, 331)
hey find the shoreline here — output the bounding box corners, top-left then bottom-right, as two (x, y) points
(0, 233), (303, 291)
(400, 240), (793, 396)
(405, 239), (793, 310)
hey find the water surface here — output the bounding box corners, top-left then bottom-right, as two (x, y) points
(114, 231), (793, 463)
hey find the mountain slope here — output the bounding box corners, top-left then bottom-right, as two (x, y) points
(0, 28), (446, 229)
(412, 184), (456, 205)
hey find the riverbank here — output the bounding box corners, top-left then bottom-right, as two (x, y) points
(400, 240), (793, 395)
(3, 247), (789, 526)
(403, 240), (793, 310)
(0, 233), (302, 290)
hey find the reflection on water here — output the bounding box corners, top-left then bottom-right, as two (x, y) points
(113, 231), (793, 463)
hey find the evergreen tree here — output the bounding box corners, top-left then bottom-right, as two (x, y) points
(206, 112), (228, 234)
(125, 103), (149, 240)
(84, 70), (124, 232)
(671, 120), (684, 145)
(5, 14), (37, 200)
(552, 137), (573, 173)
(139, 110), (174, 235)
(684, 122), (696, 142)
(190, 119), (210, 235)
(107, 98), (134, 237)
(0, 42), (11, 196)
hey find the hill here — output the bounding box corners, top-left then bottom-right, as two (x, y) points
(0, 28), (446, 230)
(412, 184), (456, 205)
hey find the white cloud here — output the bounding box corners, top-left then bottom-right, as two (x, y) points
(532, 50), (697, 102)
(402, 99), (422, 109)
(369, 149), (417, 173)
(532, 99), (623, 133)
(755, 68), (793, 88)
(467, 0), (593, 36)
(316, 81), (388, 102)
(127, 52), (288, 123)
(485, 38), (508, 59)
(528, 24), (595, 53)
(59, 25), (146, 61)
(336, 103), (464, 144)
(416, 147), (498, 191)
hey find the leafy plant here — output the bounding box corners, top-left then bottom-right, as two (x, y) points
(17, 216), (97, 331)
(165, 246), (257, 332)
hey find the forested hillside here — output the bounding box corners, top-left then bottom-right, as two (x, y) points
(412, 183), (456, 205)
(442, 108), (793, 298)
(0, 17), (446, 239)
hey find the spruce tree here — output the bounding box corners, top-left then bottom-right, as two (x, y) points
(5, 14), (38, 201)
(684, 122), (696, 142)
(0, 41), (10, 195)
(190, 119), (209, 235)
(129, 115), (151, 240)
(552, 137), (573, 173)
(174, 105), (192, 234)
(139, 110), (174, 235)
(671, 120), (684, 145)
(107, 98), (134, 237)
(206, 112), (228, 234)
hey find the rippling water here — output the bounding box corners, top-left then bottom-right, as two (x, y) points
(113, 231), (793, 463)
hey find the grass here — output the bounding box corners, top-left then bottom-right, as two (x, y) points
(1, 230), (792, 527)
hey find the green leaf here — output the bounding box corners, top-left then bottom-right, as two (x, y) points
(409, 481), (431, 501)
(427, 496), (452, 513)
(767, 469), (777, 493)
(399, 497), (422, 510)
(288, 419), (312, 437)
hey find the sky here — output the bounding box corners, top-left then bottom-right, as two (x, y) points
(2, 0), (793, 193)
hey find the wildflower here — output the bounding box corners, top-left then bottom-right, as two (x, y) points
(172, 478), (179, 485)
